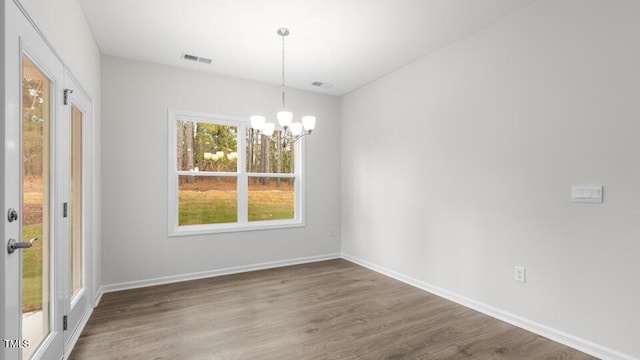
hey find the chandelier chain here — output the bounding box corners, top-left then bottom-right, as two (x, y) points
(281, 31), (286, 109)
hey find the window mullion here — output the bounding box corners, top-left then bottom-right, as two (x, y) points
(237, 124), (248, 224)
(176, 171), (238, 177)
(238, 174), (248, 223)
(295, 136), (303, 222)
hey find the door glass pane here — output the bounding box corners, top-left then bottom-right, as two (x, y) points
(22, 57), (51, 359)
(246, 128), (295, 173)
(178, 176), (237, 225)
(248, 177), (295, 221)
(71, 106), (83, 298)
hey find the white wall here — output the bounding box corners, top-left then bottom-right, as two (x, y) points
(21, 0), (103, 299)
(26, 0), (100, 95)
(341, 0), (640, 358)
(101, 56), (341, 285)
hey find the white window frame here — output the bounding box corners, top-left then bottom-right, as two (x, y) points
(167, 109), (305, 236)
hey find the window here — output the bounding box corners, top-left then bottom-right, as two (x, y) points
(168, 109), (304, 235)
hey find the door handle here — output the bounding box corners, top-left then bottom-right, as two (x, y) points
(7, 238), (37, 254)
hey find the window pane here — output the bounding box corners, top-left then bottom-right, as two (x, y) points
(71, 106), (83, 298)
(248, 177), (295, 221)
(179, 176), (237, 225)
(177, 120), (238, 172)
(246, 128), (295, 174)
(22, 56), (51, 360)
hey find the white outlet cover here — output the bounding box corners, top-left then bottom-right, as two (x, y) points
(514, 266), (526, 283)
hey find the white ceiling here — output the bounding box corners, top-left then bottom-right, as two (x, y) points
(80, 0), (537, 96)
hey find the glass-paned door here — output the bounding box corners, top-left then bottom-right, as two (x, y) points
(3, 1), (65, 359)
(63, 76), (93, 347)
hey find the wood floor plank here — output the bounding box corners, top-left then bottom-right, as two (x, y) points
(69, 259), (598, 359)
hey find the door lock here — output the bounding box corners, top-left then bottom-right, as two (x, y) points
(7, 208), (18, 222)
(7, 238), (37, 254)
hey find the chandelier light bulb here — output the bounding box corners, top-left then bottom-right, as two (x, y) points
(301, 115), (316, 131)
(250, 115), (266, 131)
(262, 122), (275, 137)
(290, 122), (303, 136)
(277, 111), (293, 128)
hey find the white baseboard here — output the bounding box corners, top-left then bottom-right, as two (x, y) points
(341, 253), (637, 360)
(100, 253), (341, 294)
(93, 287), (103, 308)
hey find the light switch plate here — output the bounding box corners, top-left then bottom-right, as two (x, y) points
(571, 185), (603, 203)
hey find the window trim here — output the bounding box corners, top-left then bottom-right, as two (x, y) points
(167, 108), (305, 236)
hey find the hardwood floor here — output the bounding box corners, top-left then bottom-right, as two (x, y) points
(70, 259), (597, 359)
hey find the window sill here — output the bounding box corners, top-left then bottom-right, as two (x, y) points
(168, 219), (305, 237)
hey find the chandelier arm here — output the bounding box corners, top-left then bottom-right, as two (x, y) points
(262, 134), (277, 143)
(291, 131), (311, 143)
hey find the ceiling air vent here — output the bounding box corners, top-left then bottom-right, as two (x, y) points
(311, 81), (333, 89)
(181, 53), (212, 65)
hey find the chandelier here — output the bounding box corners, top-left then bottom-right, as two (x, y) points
(250, 28), (316, 143)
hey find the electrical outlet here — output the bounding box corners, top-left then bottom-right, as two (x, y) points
(514, 266), (526, 283)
